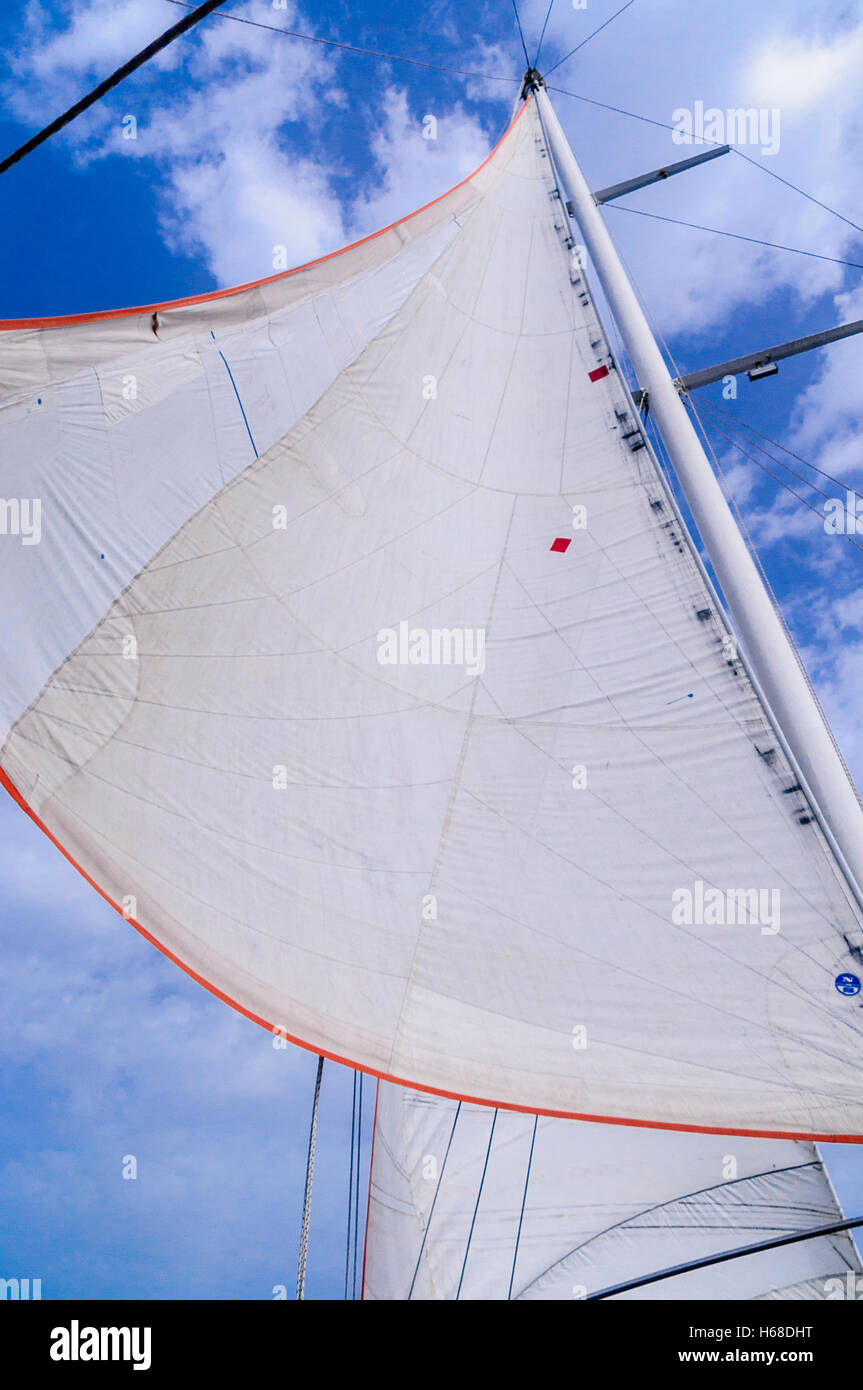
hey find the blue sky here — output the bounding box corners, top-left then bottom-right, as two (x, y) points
(1, 0), (863, 1299)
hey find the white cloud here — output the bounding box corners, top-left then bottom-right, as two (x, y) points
(4, 0), (863, 1277)
(788, 285), (863, 478)
(800, 608), (863, 787)
(746, 27), (863, 114)
(524, 0), (863, 338)
(2, 1), (498, 287)
(350, 86), (493, 237)
(15, 0), (178, 82)
(0, 791), (360, 1296)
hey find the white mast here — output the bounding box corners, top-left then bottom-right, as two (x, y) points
(535, 82), (863, 903)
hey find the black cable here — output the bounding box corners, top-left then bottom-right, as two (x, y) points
(162, 0), (518, 83)
(544, 0), (636, 78)
(534, 1), (556, 68)
(605, 203), (863, 273)
(0, 0), (230, 177)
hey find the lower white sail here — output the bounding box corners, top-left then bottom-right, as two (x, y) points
(364, 1084), (862, 1299)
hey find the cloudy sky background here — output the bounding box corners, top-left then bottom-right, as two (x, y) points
(1, 0), (863, 1299)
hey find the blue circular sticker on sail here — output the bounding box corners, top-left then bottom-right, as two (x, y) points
(835, 972), (861, 997)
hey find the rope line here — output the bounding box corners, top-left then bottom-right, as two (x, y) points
(296, 1054), (325, 1301)
(407, 1101), (461, 1300)
(456, 1109), (498, 1300)
(507, 1114), (538, 1300)
(0, 0), (230, 176)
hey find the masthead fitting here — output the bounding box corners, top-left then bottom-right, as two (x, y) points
(520, 68), (545, 100)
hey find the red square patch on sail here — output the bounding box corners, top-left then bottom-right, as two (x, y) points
(550, 537), (572, 553)
(589, 365), (610, 383)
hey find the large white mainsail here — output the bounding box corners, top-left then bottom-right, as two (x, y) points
(364, 1084), (862, 1300)
(2, 91), (863, 1137)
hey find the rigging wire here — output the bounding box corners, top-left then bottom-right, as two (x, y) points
(510, 0), (532, 70)
(162, 0), (519, 83)
(407, 1101), (462, 1300)
(544, 0), (637, 78)
(344, 1071), (357, 1300)
(695, 397), (854, 498)
(548, 83), (711, 136)
(700, 414), (833, 505)
(692, 396), (863, 555)
(604, 203), (863, 273)
(546, 85), (863, 238)
(685, 394), (863, 798)
(352, 1072), (363, 1300)
(732, 147), (863, 239)
(696, 413), (863, 554)
(507, 1114), (538, 1301)
(534, 1), (556, 68)
(455, 1109), (498, 1301)
(0, 0), (230, 177)
(296, 1054), (325, 1302)
(698, 399), (860, 496)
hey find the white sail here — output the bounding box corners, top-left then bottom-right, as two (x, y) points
(2, 93), (863, 1136)
(364, 1084), (863, 1300)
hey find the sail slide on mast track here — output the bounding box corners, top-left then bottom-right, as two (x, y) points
(363, 1086), (863, 1301)
(3, 89), (863, 1141)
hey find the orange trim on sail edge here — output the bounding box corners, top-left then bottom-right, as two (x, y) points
(0, 101), (531, 333)
(2, 761), (862, 1147)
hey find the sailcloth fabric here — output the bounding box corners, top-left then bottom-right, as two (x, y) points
(364, 1085), (863, 1300)
(2, 93), (863, 1136)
